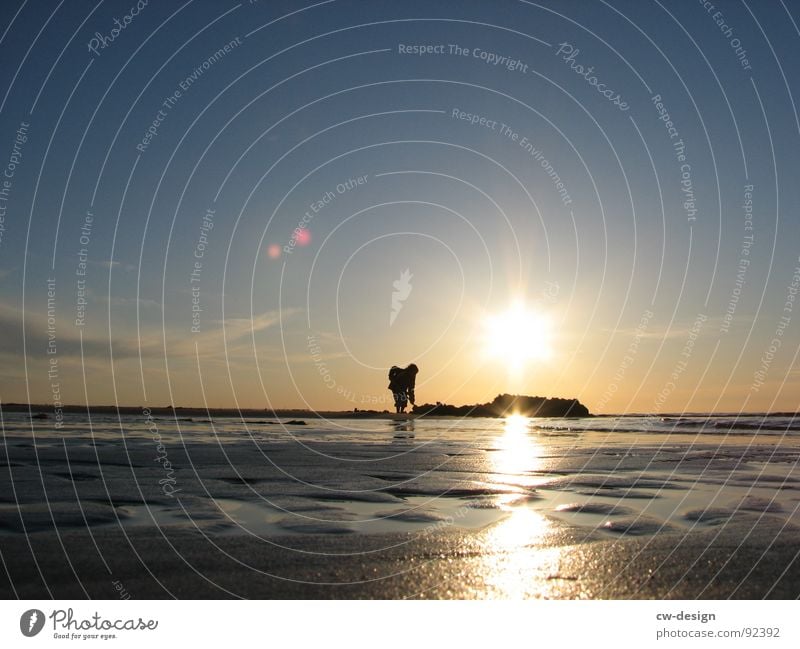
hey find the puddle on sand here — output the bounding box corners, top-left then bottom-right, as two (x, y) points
(104, 478), (800, 539)
(115, 504), (197, 528)
(528, 480), (799, 536)
(213, 496), (508, 535)
(108, 495), (510, 536)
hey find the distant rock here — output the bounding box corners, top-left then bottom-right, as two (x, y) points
(412, 393), (590, 418)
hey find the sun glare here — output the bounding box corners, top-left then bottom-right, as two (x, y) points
(482, 302), (553, 371)
(504, 413), (529, 435)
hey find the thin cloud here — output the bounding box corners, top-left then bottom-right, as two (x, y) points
(0, 301), (296, 361)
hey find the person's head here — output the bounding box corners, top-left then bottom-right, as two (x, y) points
(406, 363), (418, 374)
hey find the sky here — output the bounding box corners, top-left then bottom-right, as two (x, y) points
(0, 0), (798, 414)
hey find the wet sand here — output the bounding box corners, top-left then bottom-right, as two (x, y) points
(1, 416), (798, 598)
(1, 515), (798, 598)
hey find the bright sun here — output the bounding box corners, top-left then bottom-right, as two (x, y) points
(482, 302), (553, 371)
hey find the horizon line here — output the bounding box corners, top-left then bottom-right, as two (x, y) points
(2, 402), (798, 418)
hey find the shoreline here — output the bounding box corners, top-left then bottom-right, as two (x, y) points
(3, 403), (799, 420)
(2, 404), (434, 420)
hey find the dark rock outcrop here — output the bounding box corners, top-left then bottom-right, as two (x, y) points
(412, 393), (590, 418)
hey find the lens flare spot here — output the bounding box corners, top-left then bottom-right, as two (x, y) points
(295, 228), (311, 246)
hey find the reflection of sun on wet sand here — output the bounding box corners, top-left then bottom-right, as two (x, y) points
(0, 410), (798, 598)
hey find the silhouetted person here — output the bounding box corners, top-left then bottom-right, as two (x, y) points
(388, 363), (418, 414)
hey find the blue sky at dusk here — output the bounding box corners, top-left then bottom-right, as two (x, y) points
(0, 0), (798, 413)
